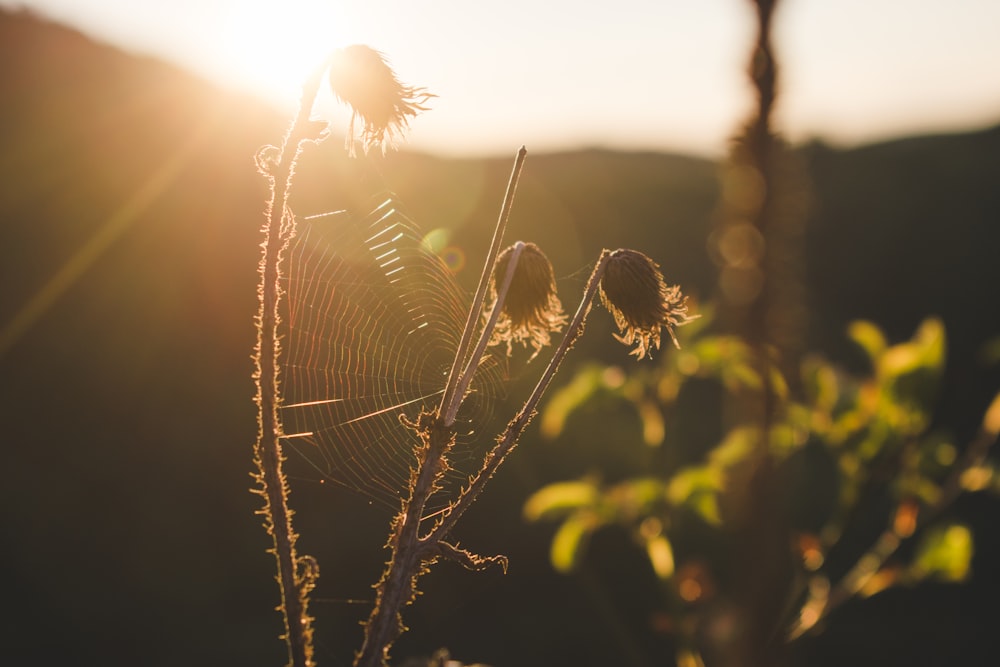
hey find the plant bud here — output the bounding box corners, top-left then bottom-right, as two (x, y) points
(328, 45), (434, 156)
(599, 249), (696, 359)
(488, 243), (567, 356)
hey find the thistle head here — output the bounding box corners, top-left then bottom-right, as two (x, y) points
(327, 45), (434, 156)
(488, 243), (567, 357)
(599, 249), (697, 359)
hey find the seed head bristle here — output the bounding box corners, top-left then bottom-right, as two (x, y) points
(327, 45), (435, 156)
(488, 243), (567, 358)
(599, 249), (697, 359)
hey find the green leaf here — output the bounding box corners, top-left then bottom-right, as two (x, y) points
(878, 318), (946, 421)
(911, 523), (973, 583)
(550, 513), (595, 573)
(801, 355), (840, 416)
(523, 480), (599, 522)
(848, 320), (888, 363)
(645, 534), (676, 579)
(606, 478), (667, 518)
(539, 365), (608, 439)
(667, 467), (723, 525)
(709, 427), (757, 468)
(879, 318), (946, 380)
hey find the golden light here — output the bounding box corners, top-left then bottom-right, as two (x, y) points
(215, 2), (356, 105)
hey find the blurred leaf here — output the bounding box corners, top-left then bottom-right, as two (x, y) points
(645, 534), (676, 579)
(878, 318), (945, 384)
(524, 480), (599, 522)
(983, 391), (1000, 438)
(878, 317), (945, 377)
(859, 566), (900, 598)
(638, 399), (666, 446)
(549, 513), (595, 573)
(709, 426), (757, 468)
(848, 320), (887, 363)
(763, 363), (790, 403)
(540, 365), (608, 439)
(960, 465), (995, 493)
(688, 493), (722, 525)
(801, 355), (840, 417)
(876, 319), (946, 431)
(688, 337), (762, 392)
(668, 467), (722, 503)
(606, 478), (668, 519)
(667, 467), (723, 525)
(910, 523), (973, 583)
(676, 649), (706, 667)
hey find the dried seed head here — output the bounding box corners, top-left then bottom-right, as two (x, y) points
(599, 249), (697, 359)
(327, 45), (434, 156)
(488, 243), (567, 357)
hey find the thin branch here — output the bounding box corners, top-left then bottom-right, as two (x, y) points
(439, 147), (527, 418)
(788, 422), (1000, 640)
(443, 242), (526, 426)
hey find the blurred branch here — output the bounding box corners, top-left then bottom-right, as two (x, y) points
(789, 402), (1000, 639)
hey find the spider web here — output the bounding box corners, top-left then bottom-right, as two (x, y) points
(279, 197), (505, 508)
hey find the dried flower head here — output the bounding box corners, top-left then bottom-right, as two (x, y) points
(327, 45), (434, 156)
(488, 243), (567, 357)
(599, 249), (697, 359)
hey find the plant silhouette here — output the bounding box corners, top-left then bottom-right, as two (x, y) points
(251, 46), (697, 667)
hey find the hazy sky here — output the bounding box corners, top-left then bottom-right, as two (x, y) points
(5, 0), (1000, 157)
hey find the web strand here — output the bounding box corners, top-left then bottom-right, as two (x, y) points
(279, 197), (505, 508)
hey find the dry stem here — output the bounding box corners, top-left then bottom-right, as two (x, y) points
(252, 59), (331, 667)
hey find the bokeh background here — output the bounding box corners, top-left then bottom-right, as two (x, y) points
(2, 3), (999, 666)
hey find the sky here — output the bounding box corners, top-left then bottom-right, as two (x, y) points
(5, 0), (1000, 157)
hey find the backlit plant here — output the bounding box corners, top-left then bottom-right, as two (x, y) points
(250, 44), (698, 667)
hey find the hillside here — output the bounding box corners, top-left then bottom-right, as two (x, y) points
(1, 8), (998, 666)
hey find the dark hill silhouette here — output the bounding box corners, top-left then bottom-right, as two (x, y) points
(1, 8), (997, 667)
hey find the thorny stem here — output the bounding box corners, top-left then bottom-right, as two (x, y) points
(356, 415), (456, 667)
(439, 146), (527, 419)
(252, 59), (330, 667)
(356, 148), (527, 667)
(356, 251), (611, 667)
(430, 251), (612, 541)
(443, 241), (526, 426)
(357, 221), (527, 667)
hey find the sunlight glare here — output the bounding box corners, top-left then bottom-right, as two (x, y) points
(216, 2), (354, 106)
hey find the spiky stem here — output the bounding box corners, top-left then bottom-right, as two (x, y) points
(355, 414), (456, 667)
(252, 60), (330, 667)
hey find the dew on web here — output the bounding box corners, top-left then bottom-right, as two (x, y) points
(279, 197), (507, 509)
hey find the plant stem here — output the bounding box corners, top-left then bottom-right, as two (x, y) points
(430, 251), (612, 541)
(788, 420), (1000, 639)
(439, 146), (527, 419)
(355, 416), (456, 667)
(357, 242), (525, 665)
(252, 59), (330, 667)
(443, 241), (525, 426)
(357, 250), (611, 666)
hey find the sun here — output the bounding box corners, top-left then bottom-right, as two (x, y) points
(216, 2), (357, 107)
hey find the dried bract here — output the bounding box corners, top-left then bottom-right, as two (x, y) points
(488, 243), (567, 357)
(599, 249), (697, 359)
(327, 45), (434, 156)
